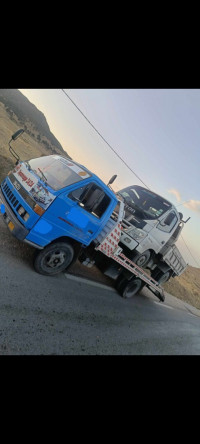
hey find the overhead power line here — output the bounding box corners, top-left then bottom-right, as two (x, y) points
(61, 89), (150, 190)
(180, 235), (200, 268)
(61, 89), (200, 269)
(176, 200), (191, 207)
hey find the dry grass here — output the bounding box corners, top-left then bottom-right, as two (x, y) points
(0, 101), (64, 183)
(163, 266), (200, 309)
(0, 102), (66, 162)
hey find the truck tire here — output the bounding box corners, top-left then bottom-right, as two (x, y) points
(154, 270), (171, 284)
(118, 277), (143, 298)
(115, 274), (128, 292)
(33, 241), (74, 276)
(131, 250), (151, 268)
(151, 268), (161, 281)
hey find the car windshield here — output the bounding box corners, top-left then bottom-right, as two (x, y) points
(28, 155), (91, 191)
(117, 185), (172, 220)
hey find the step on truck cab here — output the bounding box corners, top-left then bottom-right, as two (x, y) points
(0, 129), (118, 275)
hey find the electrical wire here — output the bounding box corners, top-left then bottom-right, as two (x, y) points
(176, 200), (191, 207)
(180, 234), (200, 268)
(61, 89), (200, 269)
(61, 89), (151, 190)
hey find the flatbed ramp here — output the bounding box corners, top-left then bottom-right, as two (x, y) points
(95, 219), (165, 301)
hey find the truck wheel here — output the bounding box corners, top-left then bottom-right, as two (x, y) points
(131, 250), (151, 268)
(151, 268), (161, 280)
(33, 242), (74, 276)
(154, 270), (171, 284)
(118, 278), (143, 298)
(115, 274), (128, 292)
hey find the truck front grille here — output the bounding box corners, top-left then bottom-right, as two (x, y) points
(3, 174), (36, 210)
(1, 182), (19, 209)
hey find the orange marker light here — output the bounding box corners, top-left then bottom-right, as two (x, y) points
(34, 204), (45, 216)
(8, 221), (15, 231)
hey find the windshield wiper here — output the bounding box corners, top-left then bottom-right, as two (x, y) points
(24, 160), (31, 170)
(132, 204), (149, 218)
(125, 200), (148, 218)
(37, 168), (48, 183)
(31, 167), (48, 184)
(117, 193), (149, 218)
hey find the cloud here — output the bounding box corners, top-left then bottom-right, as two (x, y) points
(183, 200), (200, 214)
(168, 188), (200, 215)
(168, 188), (182, 202)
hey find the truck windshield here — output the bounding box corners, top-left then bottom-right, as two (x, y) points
(117, 185), (172, 220)
(28, 155), (91, 191)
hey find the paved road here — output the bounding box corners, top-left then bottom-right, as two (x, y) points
(1, 218), (200, 355)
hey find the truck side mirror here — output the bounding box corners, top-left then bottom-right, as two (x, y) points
(107, 175), (117, 186)
(11, 129), (24, 141)
(164, 213), (174, 226)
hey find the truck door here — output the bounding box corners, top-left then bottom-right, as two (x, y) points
(155, 211), (179, 249)
(59, 181), (112, 245)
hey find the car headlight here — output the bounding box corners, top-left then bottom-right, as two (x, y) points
(128, 227), (147, 240)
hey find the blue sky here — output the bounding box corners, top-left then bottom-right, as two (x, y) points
(19, 89), (200, 268)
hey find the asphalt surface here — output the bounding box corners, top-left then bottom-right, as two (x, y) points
(1, 217), (200, 355)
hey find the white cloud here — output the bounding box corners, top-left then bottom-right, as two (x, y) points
(168, 189), (200, 215)
(168, 188), (182, 202)
(183, 200), (200, 214)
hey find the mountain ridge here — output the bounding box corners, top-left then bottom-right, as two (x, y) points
(0, 89), (69, 156)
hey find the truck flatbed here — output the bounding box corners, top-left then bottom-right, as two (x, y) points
(95, 216), (165, 301)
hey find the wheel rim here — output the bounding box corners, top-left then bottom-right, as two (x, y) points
(136, 255), (148, 267)
(43, 249), (67, 269)
(159, 273), (170, 284)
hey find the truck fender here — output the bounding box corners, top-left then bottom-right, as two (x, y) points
(49, 236), (82, 265)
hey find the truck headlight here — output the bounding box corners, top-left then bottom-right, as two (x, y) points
(128, 228), (147, 241)
(23, 212), (30, 221)
(17, 205), (30, 221)
(124, 237), (132, 244)
(17, 205), (26, 216)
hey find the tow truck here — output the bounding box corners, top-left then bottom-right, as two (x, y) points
(0, 129), (188, 302)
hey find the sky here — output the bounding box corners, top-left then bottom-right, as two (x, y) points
(19, 89), (200, 268)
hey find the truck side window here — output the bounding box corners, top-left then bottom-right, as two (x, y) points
(68, 183), (111, 218)
(158, 211), (178, 233)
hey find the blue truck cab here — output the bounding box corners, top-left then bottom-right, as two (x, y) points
(0, 131), (118, 275)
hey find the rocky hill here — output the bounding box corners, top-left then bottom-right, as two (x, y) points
(0, 89), (71, 183)
(0, 89), (66, 154)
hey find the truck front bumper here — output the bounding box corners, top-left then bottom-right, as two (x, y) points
(0, 187), (29, 241)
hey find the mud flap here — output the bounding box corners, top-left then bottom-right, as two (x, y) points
(147, 286), (165, 302)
